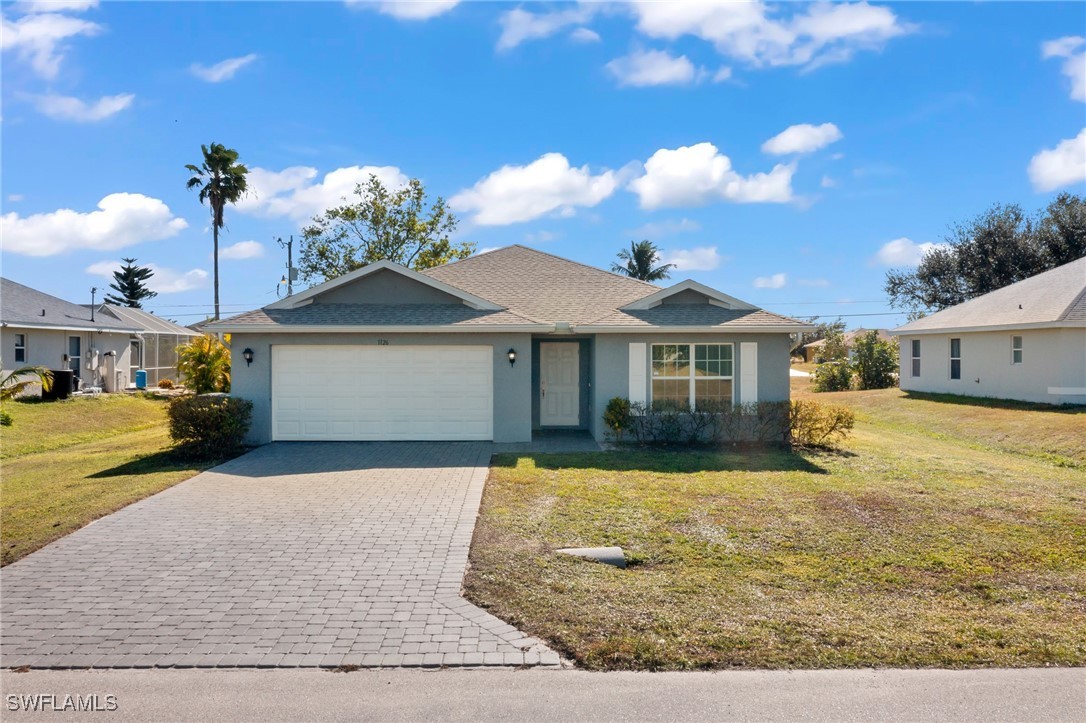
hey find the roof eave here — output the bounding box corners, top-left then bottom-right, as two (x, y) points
(1, 321), (142, 333)
(891, 320), (1085, 335)
(208, 323), (554, 334)
(575, 324), (815, 334)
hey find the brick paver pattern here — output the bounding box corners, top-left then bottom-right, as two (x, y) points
(1, 442), (558, 669)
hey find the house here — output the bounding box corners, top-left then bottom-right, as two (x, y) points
(892, 257), (1086, 405)
(93, 304), (201, 386)
(207, 246), (812, 444)
(801, 328), (893, 363)
(0, 278), (199, 392)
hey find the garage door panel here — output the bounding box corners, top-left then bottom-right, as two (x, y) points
(272, 344), (493, 441)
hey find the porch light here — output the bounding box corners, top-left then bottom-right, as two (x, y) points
(507, 348), (517, 366)
(242, 348), (255, 367)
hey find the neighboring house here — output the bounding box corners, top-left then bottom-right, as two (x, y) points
(94, 304), (201, 386)
(892, 257), (1086, 405)
(801, 328), (893, 363)
(1, 278), (140, 392)
(208, 246), (812, 444)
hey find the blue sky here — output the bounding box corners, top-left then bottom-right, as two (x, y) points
(3, 1), (1084, 328)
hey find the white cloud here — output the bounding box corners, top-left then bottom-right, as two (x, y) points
(629, 217), (701, 238)
(606, 48), (702, 87)
(873, 237), (945, 267)
(474, 246), (499, 256)
(628, 1), (912, 71)
(0, 9), (101, 79)
(497, 6), (595, 50)
(753, 273), (787, 289)
(712, 66), (732, 82)
(2, 193), (188, 257)
(28, 92), (133, 121)
(762, 122), (842, 155)
(450, 153), (618, 226)
(8, 194), (25, 202)
(190, 53), (257, 83)
(1041, 36), (1085, 102)
(659, 245), (721, 271)
(820, 175), (837, 188)
(86, 260), (208, 294)
(570, 27), (600, 44)
(1028, 128), (1086, 192)
(628, 142), (795, 209)
(219, 240), (264, 260)
(14, 1), (98, 12)
(236, 165), (409, 220)
(348, 1), (459, 21)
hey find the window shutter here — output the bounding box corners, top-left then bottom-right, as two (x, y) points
(740, 342), (758, 404)
(629, 343), (647, 405)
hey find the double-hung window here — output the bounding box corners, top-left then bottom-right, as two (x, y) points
(14, 334), (26, 363)
(949, 338), (961, 380)
(1011, 335), (1023, 365)
(651, 343), (734, 410)
(911, 339), (921, 377)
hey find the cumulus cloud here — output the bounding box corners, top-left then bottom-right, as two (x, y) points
(236, 165), (409, 220)
(753, 273), (787, 289)
(570, 27), (601, 44)
(497, 6), (596, 50)
(873, 237), (945, 267)
(86, 260), (208, 294)
(1028, 128), (1086, 192)
(659, 245), (721, 271)
(762, 122), (843, 155)
(606, 48), (702, 87)
(14, 1), (98, 12)
(0, 8), (101, 79)
(450, 153), (618, 226)
(628, 1), (912, 70)
(190, 53), (258, 83)
(2, 193), (187, 257)
(219, 240), (264, 260)
(346, 1), (459, 21)
(820, 175), (837, 188)
(28, 92), (133, 121)
(1042, 36), (1086, 102)
(628, 142), (795, 209)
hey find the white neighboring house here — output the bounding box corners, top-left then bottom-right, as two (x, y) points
(892, 257), (1086, 406)
(94, 304), (201, 386)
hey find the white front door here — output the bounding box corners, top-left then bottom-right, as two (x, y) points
(540, 342), (579, 426)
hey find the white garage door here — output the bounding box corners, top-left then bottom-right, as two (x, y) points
(272, 345), (493, 441)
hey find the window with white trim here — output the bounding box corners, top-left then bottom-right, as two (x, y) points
(949, 338), (961, 380)
(14, 333), (26, 363)
(1011, 335), (1023, 365)
(650, 343), (733, 410)
(911, 339), (921, 377)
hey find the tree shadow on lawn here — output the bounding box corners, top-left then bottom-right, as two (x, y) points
(86, 450), (225, 478)
(492, 446), (833, 475)
(902, 391), (1086, 414)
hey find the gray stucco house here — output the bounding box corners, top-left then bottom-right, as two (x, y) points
(208, 246), (811, 443)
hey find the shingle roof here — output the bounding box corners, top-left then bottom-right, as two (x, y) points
(1, 278), (139, 332)
(894, 257), (1086, 333)
(579, 306), (808, 330)
(97, 304), (202, 336)
(216, 304), (546, 329)
(423, 245), (660, 325)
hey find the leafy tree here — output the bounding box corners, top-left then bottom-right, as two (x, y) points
(792, 317), (846, 355)
(0, 364), (53, 425)
(299, 175), (473, 283)
(885, 194), (1085, 315)
(811, 329), (852, 392)
(186, 143), (249, 320)
(176, 335), (231, 394)
(851, 331), (898, 390)
(104, 257), (157, 308)
(611, 240), (675, 281)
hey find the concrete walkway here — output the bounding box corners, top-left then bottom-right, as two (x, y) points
(0, 442), (557, 669)
(2, 668), (1081, 722)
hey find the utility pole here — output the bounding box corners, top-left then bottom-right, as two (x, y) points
(277, 236), (297, 297)
(90, 287), (97, 321)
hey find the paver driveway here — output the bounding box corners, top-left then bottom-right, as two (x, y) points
(1, 442), (558, 669)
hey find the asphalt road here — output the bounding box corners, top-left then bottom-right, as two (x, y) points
(2, 668), (1083, 722)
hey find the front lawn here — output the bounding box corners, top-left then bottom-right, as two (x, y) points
(1, 395), (224, 566)
(465, 393), (1086, 669)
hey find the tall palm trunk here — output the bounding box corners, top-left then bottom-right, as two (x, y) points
(213, 218), (220, 320)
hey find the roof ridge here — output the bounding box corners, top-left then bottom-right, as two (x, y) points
(507, 244), (662, 290)
(1059, 285), (1086, 322)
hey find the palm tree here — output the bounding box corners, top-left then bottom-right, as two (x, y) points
(611, 240), (675, 281)
(176, 335), (231, 394)
(1, 365), (53, 424)
(186, 143), (248, 320)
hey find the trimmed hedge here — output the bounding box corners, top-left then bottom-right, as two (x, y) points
(166, 394), (252, 459)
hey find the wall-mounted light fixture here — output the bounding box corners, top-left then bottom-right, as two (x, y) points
(242, 348), (255, 367)
(507, 348), (517, 367)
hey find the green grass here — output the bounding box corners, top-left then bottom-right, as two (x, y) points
(1, 395), (222, 566)
(465, 390), (1086, 670)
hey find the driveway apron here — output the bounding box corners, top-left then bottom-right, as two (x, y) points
(0, 442), (558, 669)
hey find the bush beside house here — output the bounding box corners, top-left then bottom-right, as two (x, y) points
(167, 395), (252, 460)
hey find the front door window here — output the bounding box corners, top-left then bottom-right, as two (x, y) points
(68, 336), (81, 378)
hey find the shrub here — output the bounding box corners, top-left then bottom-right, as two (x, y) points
(852, 331), (898, 390)
(617, 398), (790, 446)
(167, 395), (252, 459)
(157, 378), (175, 389)
(176, 335), (231, 394)
(0, 410), (11, 427)
(603, 397), (633, 440)
(812, 360), (853, 392)
(789, 399), (855, 448)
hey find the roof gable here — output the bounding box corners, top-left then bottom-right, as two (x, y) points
(620, 279), (757, 311)
(0, 278), (139, 332)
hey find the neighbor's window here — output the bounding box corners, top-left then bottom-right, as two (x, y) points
(14, 333), (26, 363)
(949, 338), (961, 380)
(911, 339), (921, 377)
(1011, 335), (1023, 365)
(651, 343), (733, 410)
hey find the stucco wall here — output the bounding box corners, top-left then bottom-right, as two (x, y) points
(0, 327), (133, 392)
(230, 331), (534, 444)
(591, 332), (793, 440)
(898, 328), (1086, 405)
